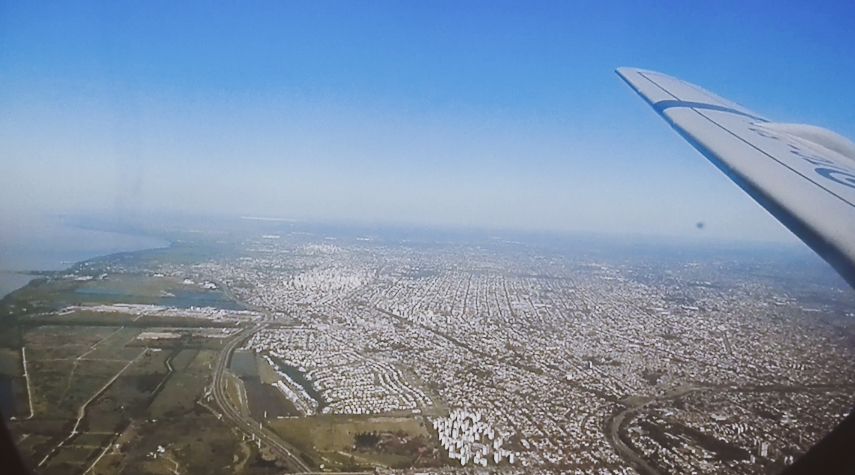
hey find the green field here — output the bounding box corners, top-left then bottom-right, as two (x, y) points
(11, 325), (236, 472)
(0, 238), (454, 474)
(148, 350), (216, 419)
(0, 239), (288, 474)
(269, 414), (442, 470)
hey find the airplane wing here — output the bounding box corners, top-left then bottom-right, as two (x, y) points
(617, 67), (855, 289)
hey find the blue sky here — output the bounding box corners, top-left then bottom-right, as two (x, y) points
(2, 1), (854, 241)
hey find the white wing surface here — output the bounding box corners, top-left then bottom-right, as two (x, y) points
(617, 67), (855, 288)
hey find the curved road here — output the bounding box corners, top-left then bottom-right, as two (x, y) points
(604, 386), (701, 475)
(211, 321), (311, 472)
(604, 383), (853, 475)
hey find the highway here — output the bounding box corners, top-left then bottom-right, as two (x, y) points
(210, 321), (311, 472)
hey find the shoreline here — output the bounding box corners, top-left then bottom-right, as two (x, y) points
(0, 227), (170, 300)
(0, 271), (39, 301)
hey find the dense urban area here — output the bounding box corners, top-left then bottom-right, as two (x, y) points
(2, 221), (854, 474)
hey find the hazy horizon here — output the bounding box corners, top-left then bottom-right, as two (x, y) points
(1, 209), (847, 300)
(3, 1), (855, 243)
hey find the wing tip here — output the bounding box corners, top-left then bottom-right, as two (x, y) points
(615, 67), (651, 103)
(617, 67), (676, 83)
(615, 67), (661, 88)
(614, 67), (635, 80)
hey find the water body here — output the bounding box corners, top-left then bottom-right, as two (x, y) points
(229, 350), (259, 378)
(273, 359), (325, 409)
(0, 272), (37, 301)
(72, 287), (245, 310)
(0, 216), (169, 299)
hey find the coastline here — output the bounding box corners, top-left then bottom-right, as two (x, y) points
(0, 225), (170, 299)
(0, 272), (38, 301)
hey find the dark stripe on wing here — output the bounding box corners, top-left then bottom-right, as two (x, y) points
(653, 100), (767, 122)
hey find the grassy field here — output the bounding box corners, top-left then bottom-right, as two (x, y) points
(74, 274), (188, 299)
(0, 347), (21, 375)
(26, 311), (140, 327)
(223, 370), (249, 416)
(269, 414), (442, 470)
(256, 354), (280, 385)
(25, 325), (121, 351)
(0, 277), (79, 320)
(148, 350), (216, 419)
(45, 446), (97, 472)
(29, 358), (126, 420)
(69, 432), (115, 447)
(10, 323), (230, 470)
(83, 351), (167, 433)
(84, 327), (146, 358)
(88, 414), (282, 475)
(0, 241), (285, 473)
(24, 310), (240, 330)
